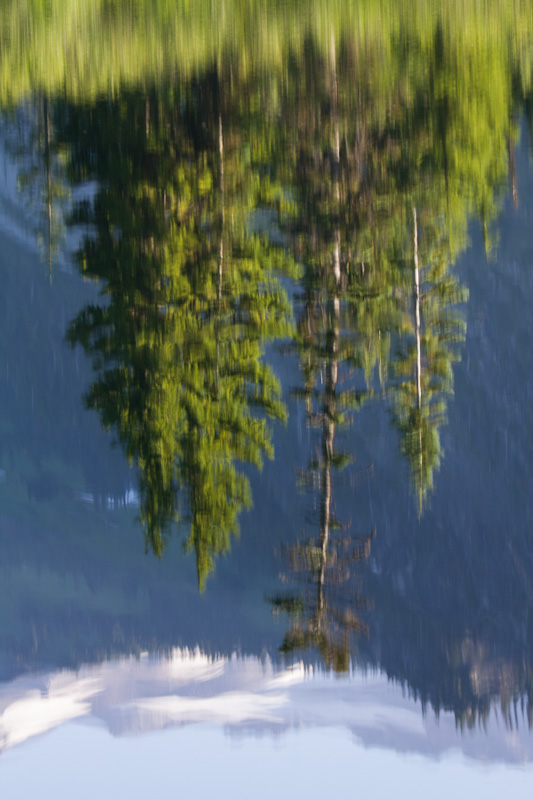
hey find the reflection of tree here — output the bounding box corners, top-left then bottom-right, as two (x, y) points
(62, 81), (292, 589)
(272, 275), (376, 668)
(275, 27), (479, 516)
(271, 25), (527, 715)
(271, 45), (378, 670)
(272, 267), (376, 669)
(390, 206), (468, 513)
(7, 7), (519, 525)
(3, 2), (532, 724)
(2, 96), (69, 273)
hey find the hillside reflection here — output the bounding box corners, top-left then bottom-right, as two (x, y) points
(1, 0), (533, 739)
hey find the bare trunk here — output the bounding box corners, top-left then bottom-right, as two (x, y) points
(318, 35), (342, 610)
(44, 96), (52, 279)
(413, 206), (422, 411)
(218, 112), (225, 304)
(319, 257), (340, 613)
(508, 137), (518, 209)
(413, 206), (424, 512)
(330, 33), (341, 285)
(216, 113), (225, 389)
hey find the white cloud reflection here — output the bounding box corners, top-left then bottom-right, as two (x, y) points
(0, 649), (531, 763)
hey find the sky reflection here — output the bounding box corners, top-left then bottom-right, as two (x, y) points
(1, 649), (532, 766)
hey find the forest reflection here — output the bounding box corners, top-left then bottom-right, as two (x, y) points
(2, 0), (533, 725)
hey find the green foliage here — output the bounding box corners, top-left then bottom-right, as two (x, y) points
(1, 0), (532, 110)
(5, 0), (529, 575)
(64, 86), (293, 589)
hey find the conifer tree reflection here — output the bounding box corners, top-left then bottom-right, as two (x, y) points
(390, 206), (468, 513)
(271, 43), (380, 670)
(272, 253), (376, 668)
(64, 79), (292, 589)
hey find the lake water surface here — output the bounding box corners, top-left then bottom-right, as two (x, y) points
(1, 1), (533, 796)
